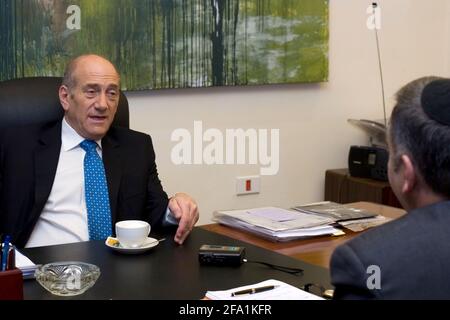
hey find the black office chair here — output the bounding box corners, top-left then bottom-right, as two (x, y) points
(0, 77), (129, 129)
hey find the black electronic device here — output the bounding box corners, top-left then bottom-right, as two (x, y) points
(348, 145), (388, 181)
(198, 244), (246, 266)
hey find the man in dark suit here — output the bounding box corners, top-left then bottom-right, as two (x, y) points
(0, 54), (199, 248)
(330, 76), (450, 299)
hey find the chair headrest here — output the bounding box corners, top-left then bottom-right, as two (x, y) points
(0, 77), (129, 129)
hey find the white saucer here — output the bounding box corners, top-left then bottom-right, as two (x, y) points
(105, 236), (159, 254)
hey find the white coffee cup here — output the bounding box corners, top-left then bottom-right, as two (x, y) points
(115, 220), (151, 248)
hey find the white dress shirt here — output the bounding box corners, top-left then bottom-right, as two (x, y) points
(26, 119), (100, 248)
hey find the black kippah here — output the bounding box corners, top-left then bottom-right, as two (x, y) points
(421, 79), (450, 126)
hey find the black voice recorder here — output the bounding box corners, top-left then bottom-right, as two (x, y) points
(198, 244), (246, 267)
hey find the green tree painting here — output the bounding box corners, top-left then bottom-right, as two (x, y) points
(0, 0), (328, 90)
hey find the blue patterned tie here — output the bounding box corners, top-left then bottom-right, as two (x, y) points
(80, 140), (112, 240)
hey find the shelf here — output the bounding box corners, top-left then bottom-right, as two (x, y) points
(325, 168), (402, 208)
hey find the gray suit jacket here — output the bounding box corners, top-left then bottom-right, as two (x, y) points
(330, 201), (450, 299)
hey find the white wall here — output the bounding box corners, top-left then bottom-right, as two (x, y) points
(125, 0), (450, 225)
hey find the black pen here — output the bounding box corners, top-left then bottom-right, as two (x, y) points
(231, 285), (279, 297)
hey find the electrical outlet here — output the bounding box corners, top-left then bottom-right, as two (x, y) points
(236, 175), (260, 195)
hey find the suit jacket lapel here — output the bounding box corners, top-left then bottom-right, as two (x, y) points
(33, 122), (62, 219)
(102, 132), (122, 224)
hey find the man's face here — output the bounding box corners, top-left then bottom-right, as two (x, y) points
(59, 56), (120, 140)
(387, 142), (400, 198)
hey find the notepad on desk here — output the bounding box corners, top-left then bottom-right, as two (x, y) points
(206, 279), (324, 300)
(213, 207), (340, 242)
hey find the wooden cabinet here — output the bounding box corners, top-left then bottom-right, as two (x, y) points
(325, 168), (402, 208)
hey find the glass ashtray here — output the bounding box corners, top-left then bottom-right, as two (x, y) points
(35, 261), (100, 296)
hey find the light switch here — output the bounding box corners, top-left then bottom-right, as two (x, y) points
(236, 176), (260, 195)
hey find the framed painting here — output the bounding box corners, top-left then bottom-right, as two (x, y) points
(0, 0), (328, 90)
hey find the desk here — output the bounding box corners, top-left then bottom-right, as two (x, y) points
(21, 228), (330, 299)
(201, 202), (405, 269)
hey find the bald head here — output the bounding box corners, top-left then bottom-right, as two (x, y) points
(62, 54), (120, 90)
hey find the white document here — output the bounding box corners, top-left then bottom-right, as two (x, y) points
(246, 207), (301, 222)
(213, 207), (339, 241)
(15, 249), (38, 279)
(206, 279), (324, 300)
(15, 249), (35, 268)
(215, 207), (334, 231)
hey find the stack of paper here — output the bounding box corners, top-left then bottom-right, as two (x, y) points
(15, 249), (38, 279)
(206, 279), (324, 300)
(213, 207), (339, 242)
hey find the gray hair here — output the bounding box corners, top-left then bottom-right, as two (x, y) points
(389, 76), (450, 198)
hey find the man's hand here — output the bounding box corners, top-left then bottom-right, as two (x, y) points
(168, 192), (199, 244)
